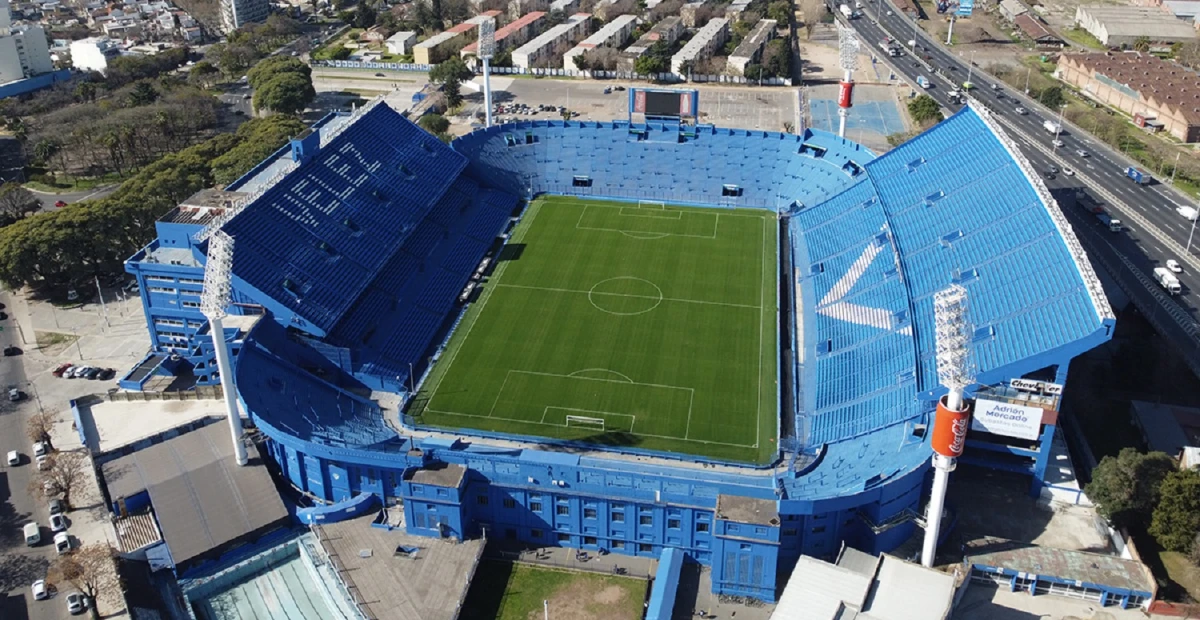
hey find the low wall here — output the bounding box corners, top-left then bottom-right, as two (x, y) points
(313, 60), (793, 86)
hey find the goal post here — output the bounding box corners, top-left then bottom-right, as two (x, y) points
(638, 200), (666, 210)
(565, 415), (606, 431)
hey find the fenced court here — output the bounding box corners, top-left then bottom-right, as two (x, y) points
(806, 84), (907, 152)
(412, 196), (778, 465)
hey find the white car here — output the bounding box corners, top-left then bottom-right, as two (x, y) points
(1167, 259), (1183, 273)
(66, 592), (86, 614)
(1014, 107), (1026, 115)
(50, 513), (67, 532)
(1075, 148), (1089, 157)
(1063, 168), (1075, 176)
(1052, 139), (1064, 148)
(31, 579), (47, 601)
(36, 454), (50, 471)
(54, 531), (71, 554)
(6, 450), (18, 466)
(32, 441), (47, 458)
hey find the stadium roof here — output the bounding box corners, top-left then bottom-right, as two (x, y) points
(772, 553), (954, 620)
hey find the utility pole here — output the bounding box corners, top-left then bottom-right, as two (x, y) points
(1171, 151), (1181, 185)
(94, 276), (109, 328)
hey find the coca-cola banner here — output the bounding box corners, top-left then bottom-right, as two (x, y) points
(971, 398), (1044, 441)
(931, 399), (970, 458)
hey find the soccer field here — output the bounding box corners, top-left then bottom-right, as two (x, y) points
(413, 196), (778, 464)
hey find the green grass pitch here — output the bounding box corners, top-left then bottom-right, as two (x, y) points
(412, 196), (778, 465)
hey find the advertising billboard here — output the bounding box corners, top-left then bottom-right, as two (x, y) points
(971, 399), (1044, 441)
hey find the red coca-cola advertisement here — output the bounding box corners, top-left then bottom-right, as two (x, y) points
(931, 397), (971, 458)
(838, 81), (854, 109)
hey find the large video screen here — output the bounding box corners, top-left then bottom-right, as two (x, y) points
(644, 91), (683, 117)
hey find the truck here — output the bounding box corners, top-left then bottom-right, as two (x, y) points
(916, 76), (930, 88)
(840, 3), (853, 17)
(1178, 206), (1198, 221)
(1125, 167), (1152, 185)
(1042, 119), (1062, 134)
(1154, 267), (1182, 295)
(1096, 212), (1122, 232)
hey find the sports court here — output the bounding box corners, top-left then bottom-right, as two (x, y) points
(807, 84), (907, 151)
(415, 197), (778, 464)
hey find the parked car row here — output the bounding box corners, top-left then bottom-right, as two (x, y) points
(52, 364), (115, 380)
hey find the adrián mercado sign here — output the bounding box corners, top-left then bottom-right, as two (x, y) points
(970, 399), (1043, 441)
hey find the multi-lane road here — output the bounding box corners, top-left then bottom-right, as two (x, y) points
(839, 1), (1200, 366)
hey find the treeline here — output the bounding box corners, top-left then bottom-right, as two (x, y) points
(0, 115), (306, 291)
(207, 15), (306, 77)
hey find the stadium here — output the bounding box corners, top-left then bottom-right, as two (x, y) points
(123, 93), (1114, 601)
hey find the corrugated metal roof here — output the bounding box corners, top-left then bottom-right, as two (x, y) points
(862, 556), (954, 620)
(771, 556), (871, 620)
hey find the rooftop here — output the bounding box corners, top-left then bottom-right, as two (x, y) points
(965, 537), (1155, 595)
(716, 495), (778, 525)
(100, 420), (289, 567)
(1130, 399), (1200, 457)
(407, 462), (467, 488)
(1076, 4), (1199, 39)
(773, 552), (955, 620)
(461, 11), (545, 53)
(730, 19), (777, 60)
(1062, 52), (1200, 125)
(1014, 14), (1060, 43)
(81, 397), (230, 454)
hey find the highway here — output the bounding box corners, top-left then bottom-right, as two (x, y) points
(836, 1), (1200, 368)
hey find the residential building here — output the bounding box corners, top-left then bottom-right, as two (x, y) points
(1014, 14), (1064, 47)
(69, 36), (120, 74)
(0, 25), (53, 83)
(461, 11), (546, 60)
(1074, 4), (1198, 46)
(413, 11), (504, 65)
(562, 13), (636, 70)
(725, 0), (752, 19)
(511, 12), (590, 69)
(220, 0), (268, 33)
(728, 18), (776, 76)
(386, 30), (417, 55)
(1056, 52), (1200, 142)
(671, 17), (728, 75)
(550, 0), (579, 13)
(592, 0), (623, 21)
(507, 0), (547, 19)
(618, 15), (683, 72)
(681, 1), (707, 27)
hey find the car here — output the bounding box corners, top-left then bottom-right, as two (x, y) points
(85, 368), (102, 380)
(1048, 165), (1059, 174)
(614, 86), (626, 91)
(54, 200), (67, 208)
(4, 346), (20, 356)
(7, 450), (18, 466)
(69, 366), (91, 379)
(66, 289), (78, 301)
(31, 579), (48, 601)
(1014, 107), (1026, 114)
(1044, 172), (1055, 180)
(33, 441), (47, 458)
(9, 387), (22, 402)
(53, 363), (73, 377)
(886, 9), (892, 13)
(36, 454), (50, 471)
(603, 87), (612, 94)
(1167, 259), (1183, 273)
(0, 311), (8, 320)
(1075, 148), (1089, 157)
(1052, 139), (1064, 148)
(375, 72), (385, 77)
(48, 498), (64, 515)
(53, 531), (71, 554)
(66, 592), (86, 614)
(234, 110), (245, 116)
(241, 94), (250, 99)
(50, 513), (67, 532)
(99, 368), (116, 381)
(1063, 167), (1075, 176)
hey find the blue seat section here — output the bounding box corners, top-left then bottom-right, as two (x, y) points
(793, 180), (919, 445)
(865, 109), (1109, 391)
(237, 345), (396, 449)
(223, 103), (470, 334)
(452, 121), (875, 208)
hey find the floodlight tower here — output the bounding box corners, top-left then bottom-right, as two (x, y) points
(200, 230), (248, 466)
(479, 17), (496, 128)
(836, 22), (860, 139)
(922, 283), (974, 567)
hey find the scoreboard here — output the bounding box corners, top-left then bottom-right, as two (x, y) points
(630, 88), (699, 119)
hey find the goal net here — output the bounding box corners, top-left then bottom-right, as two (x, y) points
(565, 415), (605, 431)
(638, 200), (666, 210)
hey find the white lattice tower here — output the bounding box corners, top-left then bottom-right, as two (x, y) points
(201, 230), (248, 466)
(479, 17), (496, 128)
(922, 283), (975, 567)
(836, 22), (860, 139)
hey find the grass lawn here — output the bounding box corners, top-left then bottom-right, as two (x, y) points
(461, 561), (647, 620)
(413, 196), (778, 464)
(24, 173), (121, 193)
(1061, 27), (1105, 51)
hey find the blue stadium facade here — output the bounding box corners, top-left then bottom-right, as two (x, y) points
(123, 99), (1114, 600)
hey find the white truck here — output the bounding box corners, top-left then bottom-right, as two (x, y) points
(1043, 119), (1062, 134)
(1177, 206), (1198, 221)
(916, 76), (930, 88)
(1154, 267), (1182, 295)
(839, 3), (854, 17)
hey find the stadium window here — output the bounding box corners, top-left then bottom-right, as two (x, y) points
(503, 498), (516, 509)
(556, 505), (569, 516)
(812, 526), (827, 534)
(530, 501), (542, 512)
(721, 184), (743, 197)
(182, 301), (201, 308)
(504, 134), (517, 147)
(638, 544), (652, 553)
(366, 469), (376, 484)
(436, 489), (448, 497)
(477, 496), (488, 505)
(525, 131), (535, 145)
(729, 524), (740, 533)
(740, 543), (752, 551)
(584, 536), (597, 546)
(612, 511), (625, 523)
(572, 176), (592, 187)
(148, 287), (177, 294)
(755, 527), (766, 535)
(557, 533), (570, 542)
(530, 528), (542, 539)
(584, 508), (597, 519)
(413, 486), (423, 495)
(668, 519), (680, 530)
(783, 528), (797, 536)
(639, 515), (652, 526)
(612, 540), (625, 550)
(696, 522), (709, 533)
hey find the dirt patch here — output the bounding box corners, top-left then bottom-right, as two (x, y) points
(594, 585), (626, 605)
(534, 577), (634, 620)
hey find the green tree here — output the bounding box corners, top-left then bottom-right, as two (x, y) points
(443, 75), (463, 109)
(907, 94), (942, 124)
(0, 183), (38, 225)
(572, 53), (590, 71)
(1132, 36), (1151, 52)
(210, 116), (308, 185)
(188, 61), (221, 89)
(73, 81), (98, 103)
(247, 56), (312, 90)
(1085, 448), (1177, 529)
(354, 2), (378, 28)
(429, 57), (473, 84)
(1150, 468), (1200, 552)
(417, 113), (450, 134)
(253, 72), (316, 115)
(767, 0), (791, 23)
(633, 41), (670, 75)
(126, 81), (160, 106)
(1038, 86), (1064, 109)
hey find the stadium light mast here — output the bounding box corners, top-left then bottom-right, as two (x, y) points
(200, 230), (249, 467)
(836, 22), (860, 139)
(479, 17), (496, 128)
(922, 283), (974, 567)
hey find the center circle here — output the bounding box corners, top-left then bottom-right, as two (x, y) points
(587, 277), (664, 316)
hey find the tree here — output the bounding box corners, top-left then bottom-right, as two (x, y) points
(1132, 36), (1151, 53)
(188, 61), (221, 89)
(126, 81), (159, 107)
(25, 409), (55, 450)
(211, 116), (308, 185)
(572, 53), (590, 71)
(417, 113), (450, 134)
(1178, 41), (1200, 70)
(443, 75), (463, 109)
(73, 82), (98, 104)
(634, 41), (671, 75)
(1038, 86), (1064, 109)
(1085, 448), (1177, 529)
(253, 72), (316, 115)
(354, 2), (378, 28)
(1150, 468), (1200, 552)
(0, 184), (38, 225)
(39, 450), (87, 509)
(907, 94), (942, 124)
(429, 57), (473, 84)
(767, 0), (791, 23)
(247, 56), (312, 91)
(56, 544), (120, 619)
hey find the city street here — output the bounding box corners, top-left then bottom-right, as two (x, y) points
(26, 185), (117, 212)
